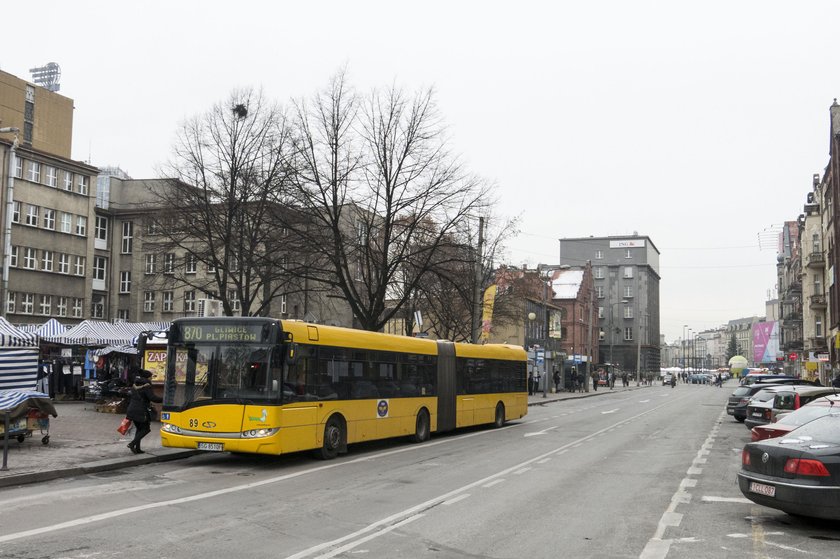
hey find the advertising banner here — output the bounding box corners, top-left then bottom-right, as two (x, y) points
(753, 321), (779, 364)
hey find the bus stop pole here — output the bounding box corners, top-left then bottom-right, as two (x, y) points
(2, 411), (10, 471)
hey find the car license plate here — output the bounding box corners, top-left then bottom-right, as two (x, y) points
(752, 411), (763, 417)
(749, 481), (775, 497)
(197, 442), (224, 452)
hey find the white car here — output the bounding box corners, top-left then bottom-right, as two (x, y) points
(662, 373), (673, 385)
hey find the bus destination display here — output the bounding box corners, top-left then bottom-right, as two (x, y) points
(181, 324), (264, 342)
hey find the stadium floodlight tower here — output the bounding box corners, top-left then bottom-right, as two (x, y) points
(29, 62), (61, 92)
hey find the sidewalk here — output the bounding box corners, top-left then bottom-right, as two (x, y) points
(0, 384), (650, 489)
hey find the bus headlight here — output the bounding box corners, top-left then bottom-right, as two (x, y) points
(162, 423), (183, 434)
(241, 428), (279, 439)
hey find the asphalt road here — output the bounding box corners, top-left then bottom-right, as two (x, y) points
(0, 383), (837, 559)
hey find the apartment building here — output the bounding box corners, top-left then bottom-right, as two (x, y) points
(558, 235), (661, 375)
(0, 69), (98, 325)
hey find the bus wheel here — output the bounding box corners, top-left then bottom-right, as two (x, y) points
(493, 403), (505, 428)
(411, 409), (430, 443)
(317, 416), (343, 460)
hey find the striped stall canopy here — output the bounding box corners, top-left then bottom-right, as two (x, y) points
(35, 318), (68, 338)
(0, 348), (40, 391)
(0, 317), (39, 347)
(0, 389), (57, 417)
(43, 320), (171, 347)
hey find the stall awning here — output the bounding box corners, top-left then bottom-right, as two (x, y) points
(43, 321), (170, 347)
(0, 317), (38, 347)
(0, 349), (41, 390)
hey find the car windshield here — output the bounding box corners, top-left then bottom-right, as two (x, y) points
(752, 388), (780, 402)
(778, 405), (837, 427)
(784, 414), (840, 444)
(732, 387), (751, 397)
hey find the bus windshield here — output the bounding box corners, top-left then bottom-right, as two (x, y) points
(164, 341), (283, 408)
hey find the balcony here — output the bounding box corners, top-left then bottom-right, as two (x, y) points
(782, 340), (804, 352)
(787, 279), (802, 292)
(809, 294), (827, 309)
(806, 251), (826, 269)
(808, 337), (828, 349)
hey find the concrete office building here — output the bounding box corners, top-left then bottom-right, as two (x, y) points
(558, 235), (661, 377)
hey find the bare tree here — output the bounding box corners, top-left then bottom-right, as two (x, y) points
(152, 88), (299, 316)
(284, 73), (493, 331)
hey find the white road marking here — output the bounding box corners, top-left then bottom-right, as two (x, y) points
(442, 494), (470, 506)
(524, 425), (558, 437)
(482, 479), (505, 488)
(639, 399), (650, 403)
(702, 496), (752, 504)
(536, 458), (551, 464)
(513, 467), (532, 475)
(312, 514), (424, 559)
(640, 409), (727, 559)
(601, 408), (619, 414)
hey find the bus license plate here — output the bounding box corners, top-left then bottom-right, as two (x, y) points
(197, 442), (224, 452)
(749, 481), (775, 497)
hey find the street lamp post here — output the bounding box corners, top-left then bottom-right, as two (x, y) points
(0, 127), (20, 320)
(682, 325), (688, 380)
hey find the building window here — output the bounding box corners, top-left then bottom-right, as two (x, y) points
(21, 293), (34, 314)
(93, 256), (107, 281)
(623, 266), (634, 279)
(117, 309), (129, 321)
(598, 306), (604, 319)
(58, 253), (70, 274)
(229, 290), (240, 312)
(6, 292), (15, 314)
(45, 166), (57, 187)
(144, 291), (155, 312)
(28, 161), (41, 183)
(185, 253), (197, 274)
(595, 250), (603, 259)
(623, 285), (633, 298)
(280, 294), (287, 314)
(9, 246), (17, 268)
(56, 297), (67, 317)
(39, 295), (52, 316)
(64, 171), (73, 191)
(164, 253), (175, 274)
(41, 250), (53, 272)
(625, 248), (632, 259)
(599, 328), (605, 341)
(119, 271), (131, 293)
(72, 298), (83, 318)
(91, 295), (104, 319)
(184, 290), (196, 312)
(146, 219), (160, 235)
(121, 221), (133, 254)
(12, 201), (20, 223)
(594, 267), (604, 279)
(595, 286), (604, 299)
(163, 291), (174, 312)
(624, 306), (633, 319)
(14, 158), (22, 179)
(23, 247), (36, 269)
(43, 208), (55, 230)
(25, 204), (38, 227)
(145, 254), (156, 274)
(60, 212), (72, 233)
(76, 215), (87, 236)
(624, 327), (633, 341)
(95, 216), (108, 243)
(74, 256), (85, 276)
(78, 175), (89, 195)
(816, 318), (823, 337)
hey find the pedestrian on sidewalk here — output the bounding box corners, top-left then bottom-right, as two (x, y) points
(126, 369), (162, 454)
(553, 368), (561, 393)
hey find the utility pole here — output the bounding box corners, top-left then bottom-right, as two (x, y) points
(471, 216), (484, 343)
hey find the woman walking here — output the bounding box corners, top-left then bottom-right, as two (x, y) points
(126, 369), (162, 454)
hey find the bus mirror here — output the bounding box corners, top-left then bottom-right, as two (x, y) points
(286, 343), (300, 365)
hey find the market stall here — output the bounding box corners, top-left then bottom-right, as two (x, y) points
(1, 389), (57, 469)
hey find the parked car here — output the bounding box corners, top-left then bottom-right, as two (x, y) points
(739, 374), (820, 387)
(744, 386), (790, 429)
(739, 413), (840, 520)
(770, 386), (839, 422)
(750, 395), (840, 441)
(728, 383), (785, 422)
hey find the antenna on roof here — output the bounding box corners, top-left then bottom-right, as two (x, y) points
(29, 62), (61, 92)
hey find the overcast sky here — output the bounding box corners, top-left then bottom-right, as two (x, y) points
(3, 1), (838, 341)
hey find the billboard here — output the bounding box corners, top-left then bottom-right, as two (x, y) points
(753, 321), (779, 364)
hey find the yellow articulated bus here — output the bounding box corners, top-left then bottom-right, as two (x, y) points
(155, 317), (528, 458)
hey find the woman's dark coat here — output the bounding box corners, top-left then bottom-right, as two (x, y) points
(126, 377), (162, 423)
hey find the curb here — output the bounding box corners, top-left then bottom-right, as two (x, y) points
(527, 385), (649, 406)
(0, 448), (199, 489)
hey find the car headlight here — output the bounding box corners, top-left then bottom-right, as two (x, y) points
(241, 428), (279, 439)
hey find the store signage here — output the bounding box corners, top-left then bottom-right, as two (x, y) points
(609, 239), (645, 248)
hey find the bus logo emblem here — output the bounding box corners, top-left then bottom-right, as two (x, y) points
(377, 399), (389, 418)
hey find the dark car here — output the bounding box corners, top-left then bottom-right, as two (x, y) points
(727, 378), (821, 423)
(744, 386), (788, 429)
(739, 374), (819, 387)
(738, 413), (840, 520)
